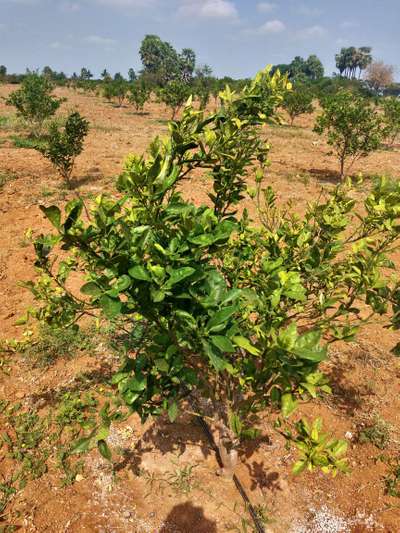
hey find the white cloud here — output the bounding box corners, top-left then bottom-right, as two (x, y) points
(257, 2), (276, 13)
(258, 19), (285, 34)
(340, 21), (359, 29)
(296, 25), (326, 39)
(178, 0), (238, 19)
(84, 35), (117, 46)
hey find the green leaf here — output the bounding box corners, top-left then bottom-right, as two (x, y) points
(81, 282), (102, 297)
(99, 295), (122, 319)
(113, 275), (131, 292)
(155, 359), (169, 372)
(206, 306), (236, 332)
(70, 436), (93, 455)
(210, 335), (236, 353)
(292, 331), (327, 362)
(281, 393), (298, 418)
(232, 336), (260, 356)
(128, 265), (151, 281)
(168, 401), (178, 423)
(292, 460), (307, 475)
(123, 390), (140, 405)
(98, 439), (112, 462)
(40, 205), (61, 229)
(165, 267), (195, 288)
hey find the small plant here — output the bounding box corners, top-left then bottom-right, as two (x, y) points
(282, 86), (314, 125)
(358, 416), (391, 449)
(158, 79), (192, 119)
(6, 73), (64, 137)
(314, 90), (383, 178)
(165, 461), (198, 495)
(284, 418), (349, 476)
(55, 392), (98, 434)
(36, 111), (89, 188)
(2, 408), (51, 485)
(384, 457), (400, 497)
(128, 80), (150, 113)
(382, 97), (400, 146)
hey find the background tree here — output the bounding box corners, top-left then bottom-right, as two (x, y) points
(382, 97), (400, 146)
(37, 111), (89, 188)
(314, 90), (383, 178)
(282, 86), (314, 125)
(103, 79), (128, 107)
(0, 65), (7, 82)
(128, 68), (136, 82)
(80, 68), (93, 81)
(305, 55), (324, 80)
(335, 47), (372, 78)
(128, 79), (150, 113)
(139, 34), (180, 85)
(101, 69), (111, 81)
(6, 73), (64, 137)
(158, 79), (192, 119)
(365, 61), (394, 95)
(179, 48), (196, 82)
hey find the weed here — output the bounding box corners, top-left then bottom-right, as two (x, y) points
(10, 135), (46, 150)
(0, 171), (17, 191)
(358, 416), (392, 449)
(225, 502), (273, 532)
(384, 458), (400, 497)
(2, 407), (51, 485)
(166, 462), (198, 495)
(21, 324), (98, 366)
(55, 391), (98, 433)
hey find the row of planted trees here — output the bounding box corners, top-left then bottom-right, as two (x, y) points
(5, 70), (400, 188)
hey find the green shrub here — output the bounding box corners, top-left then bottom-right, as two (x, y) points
(382, 97), (400, 146)
(6, 73), (64, 137)
(36, 112), (89, 188)
(128, 80), (150, 112)
(158, 80), (192, 119)
(25, 67), (400, 479)
(102, 80), (128, 107)
(314, 90), (383, 178)
(282, 86), (314, 125)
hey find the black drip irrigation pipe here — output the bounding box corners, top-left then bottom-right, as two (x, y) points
(193, 413), (265, 533)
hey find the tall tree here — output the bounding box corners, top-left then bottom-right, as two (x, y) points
(128, 68), (136, 82)
(305, 55), (324, 80)
(335, 47), (372, 78)
(139, 34), (180, 85)
(179, 48), (196, 82)
(80, 68), (93, 81)
(0, 65), (7, 81)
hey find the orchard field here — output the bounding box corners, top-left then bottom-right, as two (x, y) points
(1, 78), (400, 533)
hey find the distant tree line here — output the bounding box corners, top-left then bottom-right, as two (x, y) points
(1, 39), (398, 97)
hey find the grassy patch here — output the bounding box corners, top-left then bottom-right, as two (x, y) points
(0, 171), (18, 190)
(21, 324), (98, 366)
(358, 415), (392, 449)
(9, 135), (46, 150)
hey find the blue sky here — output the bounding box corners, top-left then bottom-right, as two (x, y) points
(1, 0), (399, 79)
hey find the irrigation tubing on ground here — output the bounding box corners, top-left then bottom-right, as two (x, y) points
(188, 399), (265, 533)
